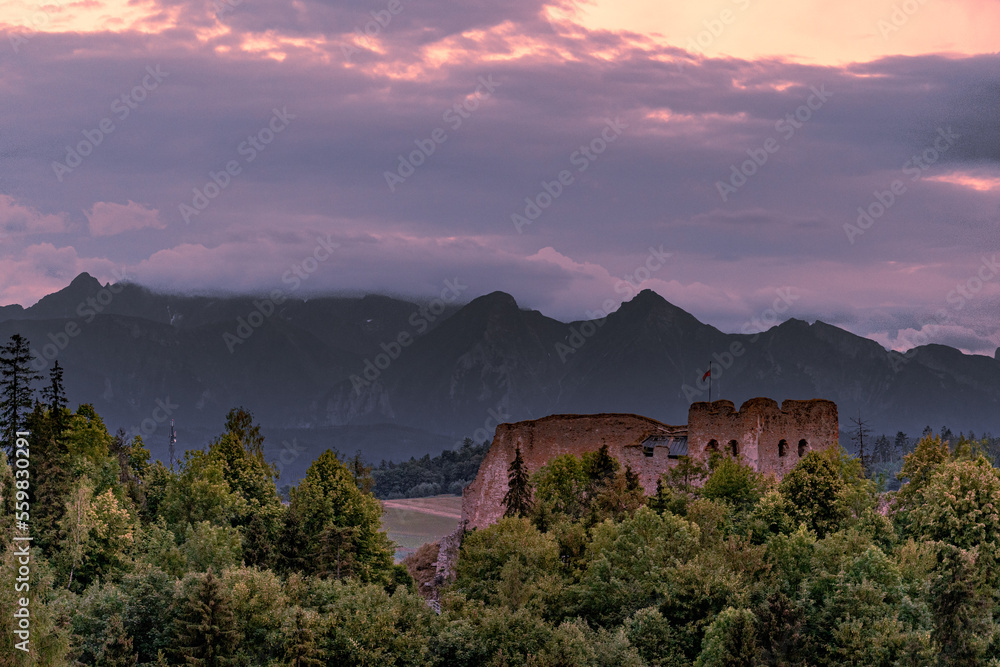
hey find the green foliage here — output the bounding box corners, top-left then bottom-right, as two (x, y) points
(289, 449), (394, 582)
(64, 404), (114, 464)
(576, 506), (701, 626)
(455, 517), (560, 609)
(894, 434), (950, 516)
(905, 456), (1000, 556)
(0, 544), (70, 664)
(625, 606), (686, 667)
(221, 566), (288, 665)
(162, 453), (243, 533)
(742, 489), (795, 543)
(532, 453), (591, 520)
(17, 376), (1000, 667)
(779, 448), (849, 538)
(694, 607), (761, 667)
(182, 521), (243, 573)
(173, 568), (239, 666)
(373, 437), (489, 499)
(700, 456), (765, 512)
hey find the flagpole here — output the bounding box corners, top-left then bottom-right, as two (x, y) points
(709, 361), (712, 403)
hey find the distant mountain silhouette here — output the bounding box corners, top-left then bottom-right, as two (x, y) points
(3, 276), (998, 480)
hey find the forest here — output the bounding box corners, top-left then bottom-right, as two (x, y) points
(3, 331), (1000, 666)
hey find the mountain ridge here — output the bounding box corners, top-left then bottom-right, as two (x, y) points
(2, 273), (998, 479)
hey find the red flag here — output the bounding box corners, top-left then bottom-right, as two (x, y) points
(702, 369), (711, 381)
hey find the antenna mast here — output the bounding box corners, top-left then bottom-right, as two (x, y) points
(169, 419), (177, 470)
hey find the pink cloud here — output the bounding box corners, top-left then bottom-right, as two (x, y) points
(0, 195), (69, 236)
(0, 243), (119, 306)
(85, 200), (164, 236)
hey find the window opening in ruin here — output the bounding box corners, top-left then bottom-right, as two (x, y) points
(728, 439), (739, 458)
(706, 439), (719, 454)
(778, 439), (787, 457)
(798, 439), (808, 457)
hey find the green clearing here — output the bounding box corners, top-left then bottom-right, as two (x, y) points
(381, 495), (463, 561)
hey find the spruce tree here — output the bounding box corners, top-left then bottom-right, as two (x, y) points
(25, 402), (70, 550)
(0, 333), (41, 456)
(41, 360), (67, 432)
(281, 608), (323, 667)
(502, 446), (533, 518)
(174, 569), (238, 667)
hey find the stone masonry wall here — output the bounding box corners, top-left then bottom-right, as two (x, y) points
(461, 413), (676, 530)
(462, 398), (839, 531)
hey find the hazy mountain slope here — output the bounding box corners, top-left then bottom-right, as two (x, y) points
(3, 274), (999, 475)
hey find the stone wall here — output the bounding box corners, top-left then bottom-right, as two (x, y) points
(461, 413), (677, 529)
(461, 398), (839, 530)
(687, 398), (839, 476)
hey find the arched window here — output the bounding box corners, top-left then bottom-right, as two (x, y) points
(728, 439), (739, 458)
(778, 439), (787, 457)
(706, 439), (719, 455)
(798, 439), (808, 457)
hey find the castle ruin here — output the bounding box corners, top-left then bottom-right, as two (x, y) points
(462, 397), (839, 530)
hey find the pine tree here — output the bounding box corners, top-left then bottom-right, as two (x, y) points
(26, 402), (70, 550)
(0, 333), (41, 456)
(347, 450), (374, 495)
(502, 446), (533, 518)
(174, 568), (238, 666)
(41, 360), (67, 432)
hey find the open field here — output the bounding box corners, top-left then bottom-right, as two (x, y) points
(381, 495), (463, 561)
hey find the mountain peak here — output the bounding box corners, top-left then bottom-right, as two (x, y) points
(26, 272), (105, 319)
(468, 291), (519, 311)
(616, 288), (706, 327)
(69, 272), (102, 290)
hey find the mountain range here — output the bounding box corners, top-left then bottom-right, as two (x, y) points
(3, 273), (998, 482)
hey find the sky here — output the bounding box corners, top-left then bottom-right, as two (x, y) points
(0, 0), (998, 355)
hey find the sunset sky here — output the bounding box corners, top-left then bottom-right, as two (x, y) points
(1, 0), (998, 354)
